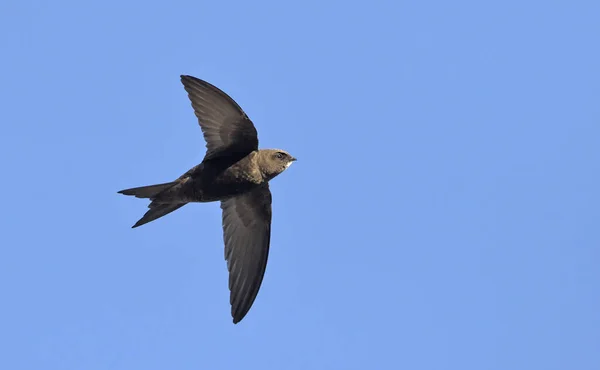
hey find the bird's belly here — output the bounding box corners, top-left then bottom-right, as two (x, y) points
(198, 179), (261, 201)
(189, 159), (263, 202)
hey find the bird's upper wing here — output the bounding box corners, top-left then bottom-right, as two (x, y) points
(220, 183), (272, 324)
(180, 75), (259, 160)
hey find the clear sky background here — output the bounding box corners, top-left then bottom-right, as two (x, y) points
(1, 1), (599, 369)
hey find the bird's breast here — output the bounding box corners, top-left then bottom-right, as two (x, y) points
(197, 164), (262, 200)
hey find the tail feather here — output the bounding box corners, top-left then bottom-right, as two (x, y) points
(132, 202), (187, 228)
(119, 181), (187, 228)
(118, 181), (177, 199)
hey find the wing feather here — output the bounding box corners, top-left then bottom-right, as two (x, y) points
(220, 184), (272, 323)
(180, 75), (259, 160)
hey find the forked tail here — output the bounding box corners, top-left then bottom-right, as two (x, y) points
(118, 181), (188, 228)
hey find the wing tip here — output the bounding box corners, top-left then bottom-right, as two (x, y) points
(181, 74), (201, 85)
(232, 311), (247, 324)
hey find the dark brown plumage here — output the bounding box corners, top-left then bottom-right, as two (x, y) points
(118, 75), (296, 324)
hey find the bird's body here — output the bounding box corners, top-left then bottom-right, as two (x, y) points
(119, 75), (295, 323)
(142, 150), (268, 203)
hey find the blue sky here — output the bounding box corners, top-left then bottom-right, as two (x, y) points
(1, 0), (599, 369)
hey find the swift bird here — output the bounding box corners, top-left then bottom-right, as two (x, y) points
(119, 75), (296, 323)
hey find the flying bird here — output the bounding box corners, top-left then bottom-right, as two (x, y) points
(118, 75), (296, 324)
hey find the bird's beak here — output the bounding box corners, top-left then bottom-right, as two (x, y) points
(290, 157), (297, 162)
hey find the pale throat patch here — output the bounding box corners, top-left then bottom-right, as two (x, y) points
(285, 161), (294, 169)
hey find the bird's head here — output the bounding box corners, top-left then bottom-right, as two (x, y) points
(258, 149), (297, 180)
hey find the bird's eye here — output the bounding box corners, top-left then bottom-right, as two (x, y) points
(276, 152), (285, 159)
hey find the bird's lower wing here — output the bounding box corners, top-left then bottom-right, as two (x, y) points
(220, 183), (272, 323)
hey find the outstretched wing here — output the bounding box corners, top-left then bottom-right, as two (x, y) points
(180, 75), (259, 160)
(220, 184), (272, 323)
